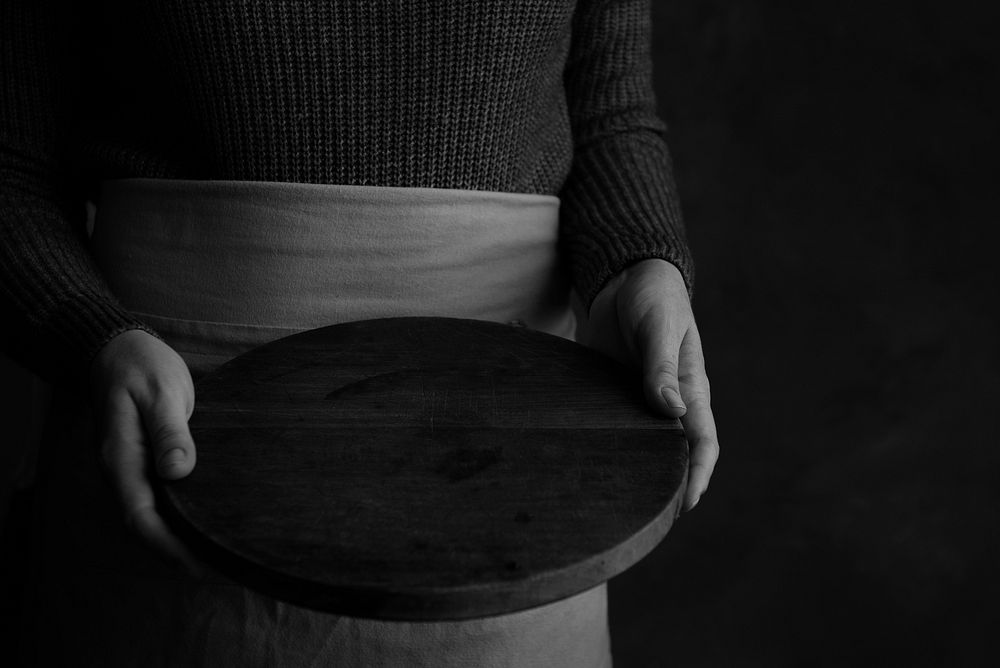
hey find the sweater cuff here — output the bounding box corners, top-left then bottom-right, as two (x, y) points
(51, 290), (159, 366)
(6, 290), (157, 383)
(559, 133), (695, 307)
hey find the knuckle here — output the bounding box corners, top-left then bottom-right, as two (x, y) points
(705, 439), (720, 459)
(652, 360), (679, 379)
(147, 422), (190, 450)
(633, 309), (661, 336)
(141, 379), (185, 410)
(693, 441), (720, 468)
(680, 371), (711, 398)
(700, 382), (712, 403)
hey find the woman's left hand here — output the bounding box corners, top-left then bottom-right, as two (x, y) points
(582, 259), (719, 511)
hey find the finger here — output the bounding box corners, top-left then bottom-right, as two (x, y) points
(133, 384), (197, 480)
(677, 327), (719, 510)
(630, 307), (687, 419)
(126, 503), (208, 579)
(681, 393), (719, 510)
(101, 392), (206, 577)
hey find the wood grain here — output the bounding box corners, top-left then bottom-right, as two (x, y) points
(159, 317), (688, 620)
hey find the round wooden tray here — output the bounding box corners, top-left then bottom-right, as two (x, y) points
(159, 317), (688, 620)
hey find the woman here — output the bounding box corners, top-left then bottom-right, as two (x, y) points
(1, 1), (719, 665)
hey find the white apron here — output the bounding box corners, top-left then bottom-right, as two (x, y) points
(26, 179), (612, 668)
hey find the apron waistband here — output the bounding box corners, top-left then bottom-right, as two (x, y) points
(91, 179), (576, 373)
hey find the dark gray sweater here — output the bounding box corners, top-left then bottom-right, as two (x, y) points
(0, 0), (693, 381)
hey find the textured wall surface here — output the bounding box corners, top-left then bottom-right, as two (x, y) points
(610, 1), (998, 665)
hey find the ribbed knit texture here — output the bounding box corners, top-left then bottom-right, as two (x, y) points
(1, 0), (693, 382)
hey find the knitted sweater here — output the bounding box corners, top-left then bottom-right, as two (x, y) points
(0, 0), (693, 382)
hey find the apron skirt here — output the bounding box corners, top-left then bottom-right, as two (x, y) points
(26, 179), (612, 668)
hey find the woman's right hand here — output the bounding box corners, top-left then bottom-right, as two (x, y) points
(90, 329), (205, 576)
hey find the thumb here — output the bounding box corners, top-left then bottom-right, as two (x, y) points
(138, 391), (197, 480)
(632, 307), (687, 419)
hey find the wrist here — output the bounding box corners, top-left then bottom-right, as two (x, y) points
(89, 328), (166, 394)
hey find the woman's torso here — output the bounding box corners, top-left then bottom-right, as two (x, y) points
(76, 0), (578, 195)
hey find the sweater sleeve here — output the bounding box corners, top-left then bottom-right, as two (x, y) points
(559, 0), (694, 306)
(0, 1), (150, 382)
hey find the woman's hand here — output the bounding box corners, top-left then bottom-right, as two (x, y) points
(582, 259), (719, 510)
(90, 329), (205, 575)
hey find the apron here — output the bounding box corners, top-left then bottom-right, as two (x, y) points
(26, 179), (612, 668)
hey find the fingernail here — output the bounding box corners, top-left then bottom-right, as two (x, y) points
(660, 387), (686, 409)
(160, 448), (186, 469)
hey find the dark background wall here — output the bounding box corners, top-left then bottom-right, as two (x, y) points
(610, 1), (998, 666)
(3, 0), (997, 665)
